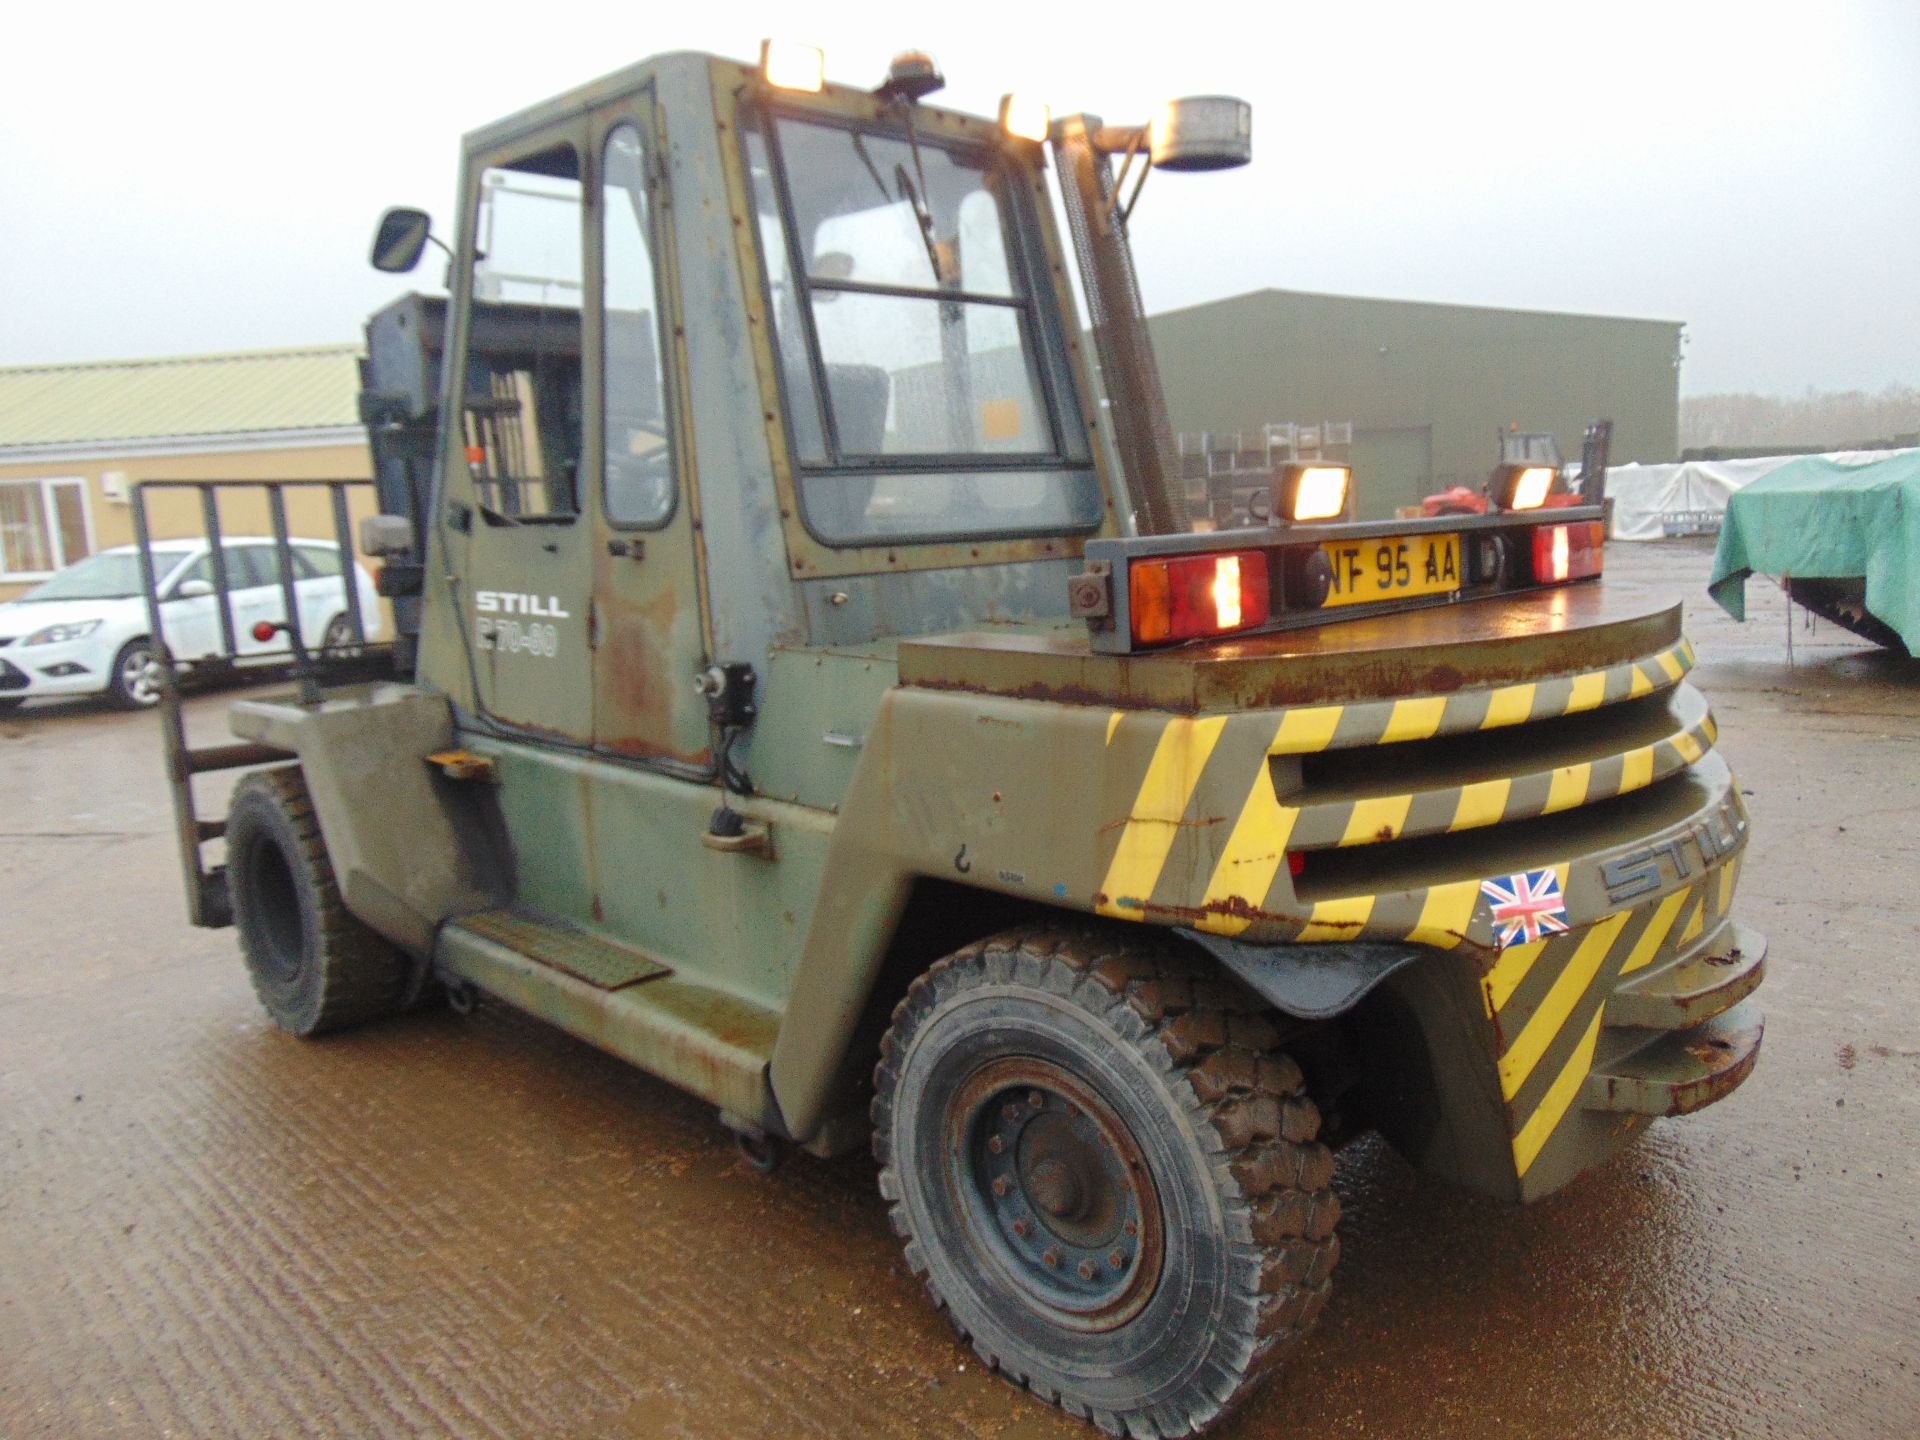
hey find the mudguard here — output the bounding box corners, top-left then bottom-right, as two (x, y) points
(1177, 930), (1426, 1019)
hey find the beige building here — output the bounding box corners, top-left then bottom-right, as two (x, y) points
(0, 346), (377, 603)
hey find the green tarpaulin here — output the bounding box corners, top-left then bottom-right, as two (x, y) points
(1708, 450), (1920, 651)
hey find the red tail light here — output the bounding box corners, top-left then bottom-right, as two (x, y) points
(1130, 551), (1270, 646)
(1531, 521), (1604, 584)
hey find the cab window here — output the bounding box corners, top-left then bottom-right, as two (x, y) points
(601, 122), (674, 528)
(743, 110), (1097, 546)
(465, 143), (585, 524)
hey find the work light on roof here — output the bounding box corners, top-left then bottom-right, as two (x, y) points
(998, 94), (1051, 145)
(760, 39), (824, 93)
(878, 49), (944, 102)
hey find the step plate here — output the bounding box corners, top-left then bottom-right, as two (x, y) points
(453, 910), (670, 991)
(1583, 997), (1764, 1117)
(1609, 922), (1767, 1030)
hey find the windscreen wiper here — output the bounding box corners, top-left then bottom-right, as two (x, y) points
(892, 162), (945, 287)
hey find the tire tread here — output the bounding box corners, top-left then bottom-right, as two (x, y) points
(229, 766), (408, 1034)
(872, 923), (1339, 1437)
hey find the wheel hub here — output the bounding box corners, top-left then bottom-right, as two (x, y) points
(950, 1057), (1164, 1332)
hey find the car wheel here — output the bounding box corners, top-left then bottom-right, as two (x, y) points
(226, 766), (412, 1036)
(319, 612), (363, 657)
(0, 697), (24, 713)
(873, 925), (1340, 1437)
(106, 637), (160, 709)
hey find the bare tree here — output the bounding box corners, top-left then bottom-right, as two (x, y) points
(1682, 385), (1920, 453)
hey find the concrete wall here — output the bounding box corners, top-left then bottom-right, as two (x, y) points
(0, 441), (374, 602)
(1149, 289), (1682, 520)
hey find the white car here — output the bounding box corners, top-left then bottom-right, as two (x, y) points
(0, 538), (381, 711)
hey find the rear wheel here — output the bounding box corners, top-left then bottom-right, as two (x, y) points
(873, 926), (1340, 1437)
(226, 766), (409, 1035)
(319, 612), (363, 656)
(106, 637), (159, 709)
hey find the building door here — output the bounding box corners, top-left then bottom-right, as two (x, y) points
(1351, 426), (1433, 519)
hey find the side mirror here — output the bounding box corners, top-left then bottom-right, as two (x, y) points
(173, 579), (214, 600)
(360, 513), (415, 558)
(370, 207), (433, 273)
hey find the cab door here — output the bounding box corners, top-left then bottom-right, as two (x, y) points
(451, 127), (597, 741)
(588, 105), (711, 765)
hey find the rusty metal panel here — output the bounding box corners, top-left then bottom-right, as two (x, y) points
(747, 644), (900, 812)
(897, 589), (1683, 712)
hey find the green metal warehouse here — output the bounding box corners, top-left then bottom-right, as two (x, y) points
(1148, 288), (1683, 520)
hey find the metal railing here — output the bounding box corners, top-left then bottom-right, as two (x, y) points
(131, 478), (396, 928)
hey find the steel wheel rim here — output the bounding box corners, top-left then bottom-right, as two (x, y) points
(946, 1056), (1165, 1333)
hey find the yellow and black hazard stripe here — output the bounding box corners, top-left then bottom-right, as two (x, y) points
(1095, 639), (1699, 947)
(1482, 853), (1742, 1178)
(1282, 693), (1718, 854)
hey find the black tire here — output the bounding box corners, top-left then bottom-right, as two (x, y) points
(106, 637), (159, 709)
(0, 697), (23, 713)
(226, 766), (409, 1036)
(873, 926), (1339, 1438)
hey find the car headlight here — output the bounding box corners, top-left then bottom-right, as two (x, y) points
(23, 619), (103, 645)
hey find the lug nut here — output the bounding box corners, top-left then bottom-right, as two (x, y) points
(987, 1135), (1004, 1155)
(1012, 1218), (1030, 1237)
(1028, 1090), (1045, 1110)
(992, 1177), (1012, 1197)
(1042, 1248), (1061, 1269)
(1002, 1102), (1020, 1121)
(1123, 1220), (1138, 1237)
(1108, 1249), (1126, 1269)
(1078, 1260), (1097, 1281)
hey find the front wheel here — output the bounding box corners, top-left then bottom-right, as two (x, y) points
(106, 637), (159, 709)
(873, 926), (1340, 1437)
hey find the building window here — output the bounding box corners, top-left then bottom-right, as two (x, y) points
(0, 478), (92, 579)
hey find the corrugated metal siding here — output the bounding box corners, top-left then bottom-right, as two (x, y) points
(0, 347), (362, 447)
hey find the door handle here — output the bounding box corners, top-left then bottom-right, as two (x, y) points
(607, 538), (647, 559)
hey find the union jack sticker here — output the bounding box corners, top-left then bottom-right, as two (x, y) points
(1481, 868), (1570, 947)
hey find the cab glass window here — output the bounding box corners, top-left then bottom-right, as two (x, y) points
(743, 110), (1097, 546)
(465, 143), (584, 524)
(602, 122), (673, 527)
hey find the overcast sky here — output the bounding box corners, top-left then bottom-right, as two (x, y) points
(4, 1), (1914, 396)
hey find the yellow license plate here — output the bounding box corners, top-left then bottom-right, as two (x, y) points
(1321, 533), (1461, 608)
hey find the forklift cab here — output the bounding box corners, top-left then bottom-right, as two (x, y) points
(377, 54), (1117, 779)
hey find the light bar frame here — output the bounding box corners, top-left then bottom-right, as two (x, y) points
(1080, 504), (1608, 654)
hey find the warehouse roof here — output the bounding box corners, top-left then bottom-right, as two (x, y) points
(1152, 287), (1684, 331)
(0, 345), (362, 450)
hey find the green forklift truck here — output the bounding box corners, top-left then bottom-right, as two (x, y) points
(138, 42), (1765, 1437)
